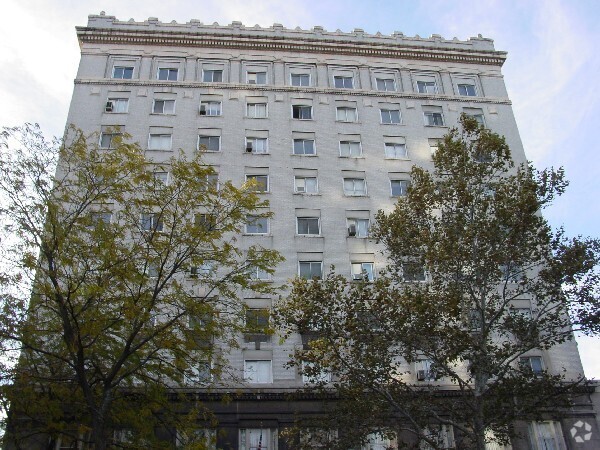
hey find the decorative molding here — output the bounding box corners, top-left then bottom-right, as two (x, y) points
(76, 79), (512, 106)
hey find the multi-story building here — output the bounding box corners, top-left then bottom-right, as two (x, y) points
(23, 11), (599, 449)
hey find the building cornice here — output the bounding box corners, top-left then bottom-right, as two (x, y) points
(75, 79), (512, 106)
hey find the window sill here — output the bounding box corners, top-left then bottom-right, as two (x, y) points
(150, 113), (176, 116)
(380, 122), (404, 126)
(291, 154), (318, 157)
(198, 115), (222, 118)
(146, 149), (174, 152)
(384, 157), (411, 161)
(295, 235), (323, 238)
(293, 192), (321, 196)
(424, 125), (448, 128)
(292, 118), (314, 121)
(339, 156), (365, 159)
(243, 152), (270, 156)
(243, 233), (272, 237)
(344, 194), (368, 198)
(245, 116), (269, 119)
(104, 112), (128, 115)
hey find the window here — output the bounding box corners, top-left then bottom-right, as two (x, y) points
(247, 103), (267, 118)
(385, 143), (407, 158)
(196, 213), (216, 231)
(89, 212), (112, 225)
(247, 265), (270, 281)
(199, 101), (222, 116)
(203, 70), (223, 82)
(185, 360), (212, 384)
(198, 136), (220, 152)
(417, 80), (438, 94)
(297, 217), (320, 235)
(148, 134), (172, 151)
(99, 132), (121, 149)
(157, 68), (178, 81)
(391, 180), (410, 197)
(420, 425), (455, 450)
(458, 83), (477, 96)
(294, 176), (318, 194)
(464, 108), (486, 126)
(141, 213), (163, 232)
(246, 215), (269, 234)
(291, 73), (310, 86)
(416, 359), (436, 381)
(424, 111), (444, 126)
(351, 262), (375, 281)
(376, 78), (395, 91)
(245, 175), (269, 192)
(528, 421), (565, 450)
(176, 428), (216, 449)
(302, 361), (331, 384)
(300, 429), (337, 448)
(240, 428), (274, 450)
(199, 174), (219, 191)
(402, 262), (426, 282)
(429, 138), (441, 155)
(247, 71), (267, 85)
(380, 109), (402, 124)
(520, 356), (544, 375)
(334, 76), (354, 89)
(293, 139), (315, 155)
(299, 261), (323, 280)
(246, 137), (268, 154)
(112, 66), (133, 79)
(244, 309), (270, 342)
(106, 98), (128, 113)
(189, 262), (215, 278)
(363, 432), (394, 450)
(343, 178), (367, 196)
(292, 105), (313, 120)
(336, 106), (358, 122)
(339, 141), (362, 158)
(244, 360), (272, 383)
(153, 99), (175, 114)
(347, 218), (369, 238)
(153, 171), (169, 186)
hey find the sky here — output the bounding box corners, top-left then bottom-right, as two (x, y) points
(0, 0), (598, 376)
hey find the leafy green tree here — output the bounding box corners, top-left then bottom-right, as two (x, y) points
(0, 124), (282, 449)
(276, 116), (599, 449)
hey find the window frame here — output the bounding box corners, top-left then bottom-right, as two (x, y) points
(246, 71), (267, 85)
(245, 215), (269, 234)
(347, 218), (369, 238)
(343, 178), (367, 196)
(417, 80), (438, 94)
(106, 98), (129, 113)
(147, 133), (172, 151)
(141, 213), (164, 232)
(197, 135), (221, 152)
(333, 75), (354, 89)
(336, 106), (358, 122)
(112, 66), (134, 79)
(298, 261), (323, 280)
(157, 67), (178, 81)
(292, 105), (313, 120)
(199, 101), (222, 116)
(351, 262), (375, 282)
(243, 360), (272, 384)
(202, 69), (223, 83)
(339, 141), (363, 158)
(245, 174), (269, 192)
(296, 217), (321, 236)
(390, 179), (410, 197)
(457, 83), (477, 96)
(380, 108), (402, 125)
(294, 176), (318, 194)
(375, 77), (396, 92)
(152, 99), (176, 115)
(246, 102), (268, 118)
(424, 111), (445, 127)
(384, 143), (407, 159)
(293, 139), (316, 156)
(245, 137), (269, 154)
(291, 73), (311, 87)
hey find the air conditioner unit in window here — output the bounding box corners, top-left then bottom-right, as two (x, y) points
(348, 224), (357, 236)
(246, 142), (253, 152)
(104, 101), (113, 112)
(417, 370), (426, 381)
(199, 105), (206, 115)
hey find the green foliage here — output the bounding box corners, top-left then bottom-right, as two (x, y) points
(275, 115), (599, 449)
(0, 124), (283, 449)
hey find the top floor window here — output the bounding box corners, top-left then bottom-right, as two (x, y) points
(157, 68), (178, 81)
(203, 70), (223, 83)
(112, 66), (133, 79)
(334, 76), (354, 89)
(291, 74), (310, 87)
(458, 83), (477, 96)
(376, 78), (395, 91)
(417, 80), (438, 94)
(247, 72), (267, 85)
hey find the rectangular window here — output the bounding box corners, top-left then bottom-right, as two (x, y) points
(244, 309), (270, 342)
(464, 108), (486, 126)
(391, 180), (410, 197)
(385, 143), (407, 158)
(424, 112), (444, 126)
(245, 175), (269, 192)
(240, 428), (273, 450)
(528, 421), (565, 450)
(112, 66), (133, 79)
(376, 78), (395, 91)
(299, 261), (323, 280)
(343, 178), (367, 196)
(248, 265), (270, 281)
(141, 213), (163, 232)
(458, 83), (477, 96)
(148, 134), (172, 151)
(246, 215), (269, 234)
(417, 80), (438, 94)
(153, 171), (169, 186)
(291, 73), (310, 86)
(334, 76), (353, 89)
(339, 141), (362, 158)
(293, 139), (316, 155)
(153, 99), (176, 114)
(106, 98), (128, 113)
(292, 105), (313, 120)
(520, 356), (544, 375)
(246, 137), (268, 154)
(416, 359), (436, 381)
(297, 217), (320, 235)
(157, 68), (178, 81)
(99, 132), (121, 149)
(247, 71), (267, 85)
(347, 218), (369, 238)
(244, 360), (272, 383)
(294, 176), (318, 194)
(203, 70), (223, 82)
(380, 109), (402, 124)
(247, 103), (267, 118)
(177, 429), (217, 449)
(302, 361), (331, 384)
(351, 262), (375, 281)
(189, 262), (215, 278)
(90, 212), (112, 225)
(403, 262), (426, 282)
(198, 136), (220, 152)
(196, 213), (216, 231)
(336, 107), (358, 122)
(199, 101), (222, 116)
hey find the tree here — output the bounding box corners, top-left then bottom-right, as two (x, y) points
(275, 116), (600, 449)
(0, 124), (282, 449)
